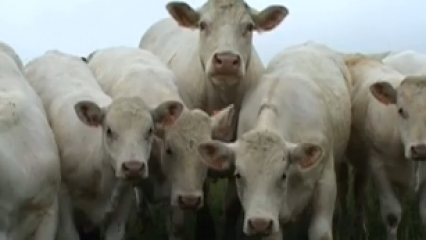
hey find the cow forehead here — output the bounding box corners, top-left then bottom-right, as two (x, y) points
(399, 77), (426, 104)
(105, 98), (152, 127)
(236, 130), (287, 166)
(202, 0), (251, 19)
(166, 110), (211, 141)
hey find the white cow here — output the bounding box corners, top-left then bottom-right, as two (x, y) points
(83, 46), (234, 240)
(197, 42), (352, 240)
(24, 50), (179, 240)
(0, 42), (61, 240)
(383, 50), (426, 75)
(345, 56), (426, 240)
(139, 0), (288, 114)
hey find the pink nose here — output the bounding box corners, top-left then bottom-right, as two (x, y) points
(212, 53), (241, 75)
(177, 194), (202, 210)
(122, 160), (145, 178)
(247, 217), (273, 235)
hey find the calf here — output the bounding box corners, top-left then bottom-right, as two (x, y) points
(197, 42), (352, 240)
(84, 46), (234, 240)
(0, 41), (61, 240)
(24, 50), (177, 240)
(345, 56), (426, 240)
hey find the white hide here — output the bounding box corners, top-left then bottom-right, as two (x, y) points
(0, 41), (61, 240)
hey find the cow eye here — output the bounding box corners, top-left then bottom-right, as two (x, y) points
(146, 127), (153, 139)
(398, 108), (408, 118)
(282, 173), (287, 181)
(234, 172), (241, 179)
(166, 147), (173, 155)
(199, 21), (207, 31)
(106, 127), (113, 138)
(244, 23), (255, 34)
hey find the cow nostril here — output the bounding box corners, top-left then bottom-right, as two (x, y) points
(411, 146), (417, 155)
(122, 162), (129, 171)
(214, 54), (222, 64)
(232, 57), (240, 66)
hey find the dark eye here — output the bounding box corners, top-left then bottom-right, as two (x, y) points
(398, 108), (407, 118)
(147, 127), (153, 136)
(282, 174), (287, 181)
(234, 172), (241, 179)
(199, 21), (207, 31)
(244, 23), (255, 34)
(166, 147), (173, 155)
(106, 127), (113, 137)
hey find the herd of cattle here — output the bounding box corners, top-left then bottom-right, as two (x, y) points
(1, 0), (426, 240)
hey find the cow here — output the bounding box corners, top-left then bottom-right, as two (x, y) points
(24, 50), (180, 240)
(196, 42), (352, 240)
(139, 0), (288, 113)
(383, 50), (426, 76)
(139, 1), (289, 238)
(83, 46), (235, 240)
(344, 55), (426, 240)
(0, 41), (61, 240)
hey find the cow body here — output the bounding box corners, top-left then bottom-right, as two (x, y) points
(24, 50), (167, 240)
(0, 41), (61, 240)
(84, 46), (235, 240)
(198, 42), (352, 240)
(346, 56), (426, 240)
(383, 50), (426, 75)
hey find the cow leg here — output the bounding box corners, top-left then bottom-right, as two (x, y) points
(104, 188), (133, 240)
(33, 195), (59, 240)
(370, 155), (401, 240)
(167, 207), (185, 240)
(352, 158), (369, 238)
(56, 188), (80, 240)
(195, 182), (216, 240)
(222, 179), (243, 240)
(308, 163), (336, 240)
(419, 178), (426, 227)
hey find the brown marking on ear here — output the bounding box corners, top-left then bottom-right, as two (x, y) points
(162, 115), (177, 127)
(162, 103), (181, 127)
(370, 82), (397, 105)
(81, 105), (102, 127)
(299, 145), (322, 169)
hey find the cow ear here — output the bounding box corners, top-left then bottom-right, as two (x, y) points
(289, 143), (324, 171)
(253, 5), (289, 32)
(370, 81), (397, 105)
(166, 1), (200, 29)
(75, 100), (104, 127)
(210, 104), (236, 142)
(151, 100), (184, 129)
(198, 141), (236, 172)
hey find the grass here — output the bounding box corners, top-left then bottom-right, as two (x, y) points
(126, 173), (425, 240)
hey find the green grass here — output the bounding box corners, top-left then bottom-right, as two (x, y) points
(126, 175), (425, 240)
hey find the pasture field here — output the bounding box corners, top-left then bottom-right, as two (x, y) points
(127, 173), (425, 240)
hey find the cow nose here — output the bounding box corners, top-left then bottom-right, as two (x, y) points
(247, 217), (273, 235)
(177, 195), (202, 209)
(212, 53), (241, 75)
(122, 160), (145, 178)
(410, 144), (426, 160)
